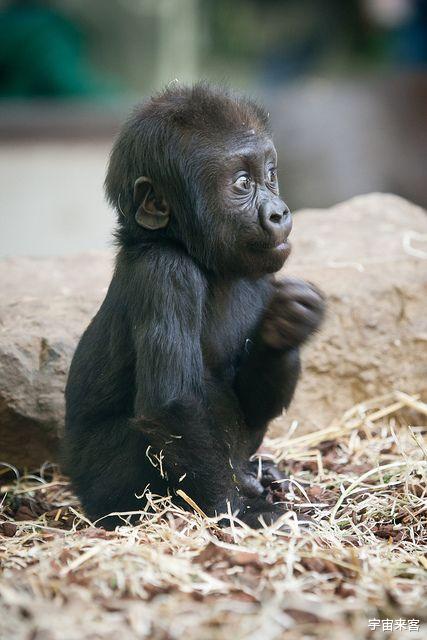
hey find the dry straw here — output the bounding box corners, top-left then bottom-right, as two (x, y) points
(0, 390), (426, 639)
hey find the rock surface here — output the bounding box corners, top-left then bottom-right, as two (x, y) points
(0, 194), (426, 466)
(281, 193), (427, 433)
(0, 253), (113, 467)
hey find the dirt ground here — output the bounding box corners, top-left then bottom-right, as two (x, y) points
(1, 391), (426, 640)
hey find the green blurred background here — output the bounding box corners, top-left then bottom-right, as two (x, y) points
(0, 0), (426, 256)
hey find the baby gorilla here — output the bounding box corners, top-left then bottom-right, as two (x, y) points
(64, 83), (325, 529)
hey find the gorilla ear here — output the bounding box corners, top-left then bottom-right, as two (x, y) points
(133, 176), (170, 230)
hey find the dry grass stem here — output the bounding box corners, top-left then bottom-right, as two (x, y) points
(1, 390), (426, 639)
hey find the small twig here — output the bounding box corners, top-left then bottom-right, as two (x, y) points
(330, 460), (427, 524)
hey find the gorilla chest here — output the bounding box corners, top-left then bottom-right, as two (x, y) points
(201, 280), (267, 375)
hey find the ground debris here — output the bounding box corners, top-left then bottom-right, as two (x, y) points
(0, 391), (426, 639)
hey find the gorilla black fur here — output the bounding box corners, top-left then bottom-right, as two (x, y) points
(63, 83), (325, 528)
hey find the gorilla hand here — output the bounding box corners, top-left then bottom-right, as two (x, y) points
(260, 278), (325, 350)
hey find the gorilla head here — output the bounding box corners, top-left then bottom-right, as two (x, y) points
(105, 83), (292, 276)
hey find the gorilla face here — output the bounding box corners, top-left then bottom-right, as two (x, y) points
(216, 133), (292, 276)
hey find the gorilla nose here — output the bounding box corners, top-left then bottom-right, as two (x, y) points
(259, 200), (292, 238)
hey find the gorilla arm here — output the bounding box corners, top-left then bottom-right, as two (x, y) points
(128, 245), (239, 515)
(234, 278), (325, 431)
(234, 343), (300, 431)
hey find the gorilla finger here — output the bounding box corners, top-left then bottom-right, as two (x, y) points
(287, 287), (325, 312)
(277, 301), (323, 327)
(272, 285), (325, 313)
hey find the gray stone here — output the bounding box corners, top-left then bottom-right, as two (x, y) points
(0, 253), (113, 466)
(281, 193), (427, 432)
(0, 194), (426, 466)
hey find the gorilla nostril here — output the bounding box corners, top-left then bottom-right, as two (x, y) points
(269, 212), (283, 225)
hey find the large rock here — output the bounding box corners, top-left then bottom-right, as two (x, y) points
(0, 194), (426, 466)
(0, 253), (113, 467)
(282, 193), (427, 431)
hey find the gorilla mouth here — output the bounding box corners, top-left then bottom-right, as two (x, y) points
(273, 241), (288, 251)
(271, 241), (291, 260)
(249, 238), (291, 254)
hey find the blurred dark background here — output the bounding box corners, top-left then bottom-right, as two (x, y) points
(0, 0), (426, 256)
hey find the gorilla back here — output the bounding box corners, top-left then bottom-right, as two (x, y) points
(64, 83), (325, 529)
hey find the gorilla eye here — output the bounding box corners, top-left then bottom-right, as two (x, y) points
(268, 168), (277, 183)
(234, 174), (253, 192)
